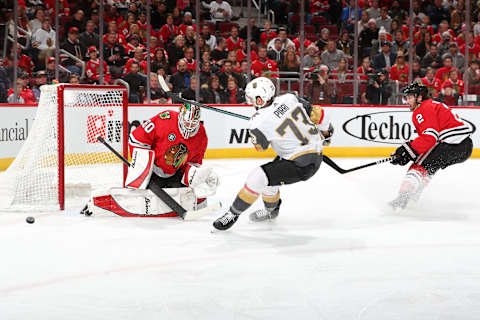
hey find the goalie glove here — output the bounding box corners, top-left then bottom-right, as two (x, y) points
(182, 165), (220, 198)
(391, 142), (417, 166)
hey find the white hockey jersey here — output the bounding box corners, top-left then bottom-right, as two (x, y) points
(249, 93), (329, 160)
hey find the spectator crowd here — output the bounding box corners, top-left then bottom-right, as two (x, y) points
(0, 0), (479, 106)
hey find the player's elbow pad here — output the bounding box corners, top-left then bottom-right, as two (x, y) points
(125, 148), (155, 189)
(310, 105), (325, 125)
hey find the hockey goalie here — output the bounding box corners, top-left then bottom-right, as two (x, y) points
(81, 102), (220, 217)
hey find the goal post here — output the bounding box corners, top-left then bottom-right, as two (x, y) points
(0, 84), (129, 211)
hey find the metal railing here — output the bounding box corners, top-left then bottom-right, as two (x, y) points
(59, 49), (86, 79)
(113, 78), (130, 97)
(267, 10), (275, 25)
(6, 22), (31, 50)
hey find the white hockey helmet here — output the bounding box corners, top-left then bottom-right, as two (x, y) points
(178, 102), (201, 139)
(245, 77), (276, 109)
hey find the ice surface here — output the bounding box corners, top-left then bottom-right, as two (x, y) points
(1, 158), (480, 320)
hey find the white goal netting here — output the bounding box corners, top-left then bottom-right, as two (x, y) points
(0, 84), (127, 211)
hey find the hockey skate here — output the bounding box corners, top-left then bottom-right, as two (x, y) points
(213, 211), (240, 230)
(249, 199), (282, 222)
(388, 193), (410, 213)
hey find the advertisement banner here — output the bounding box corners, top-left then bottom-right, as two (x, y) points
(0, 103), (478, 170)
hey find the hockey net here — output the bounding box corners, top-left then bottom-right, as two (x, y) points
(0, 84), (128, 211)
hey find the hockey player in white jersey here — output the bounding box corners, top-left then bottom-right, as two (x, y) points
(213, 77), (333, 230)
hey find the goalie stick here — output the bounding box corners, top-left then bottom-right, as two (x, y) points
(95, 136), (221, 220)
(158, 75), (386, 175)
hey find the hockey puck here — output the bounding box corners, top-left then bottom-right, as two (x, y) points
(26, 216), (35, 224)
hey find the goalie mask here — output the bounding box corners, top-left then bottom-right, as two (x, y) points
(178, 102), (201, 139)
(245, 77), (276, 109)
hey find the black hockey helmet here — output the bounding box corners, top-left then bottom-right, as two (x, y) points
(401, 81), (429, 99)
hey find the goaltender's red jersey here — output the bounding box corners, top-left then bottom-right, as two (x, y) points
(410, 99), (474, 154)
(129, 110), (208, 177)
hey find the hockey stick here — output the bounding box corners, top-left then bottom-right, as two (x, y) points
(96, 136), (221, 220)
(322, 156), (395, 174)
(158, 75), (250, 120)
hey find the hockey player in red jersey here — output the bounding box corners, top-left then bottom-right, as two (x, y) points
(82, 102), (219, 218)
(128, 102), (209, 187)
(389, 82), (475, 211)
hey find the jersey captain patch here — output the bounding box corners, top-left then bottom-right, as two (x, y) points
(168, 133), (176, 141)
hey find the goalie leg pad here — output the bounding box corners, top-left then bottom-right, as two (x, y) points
(125, 148), (155, 189)
(88, 187), (199, 217)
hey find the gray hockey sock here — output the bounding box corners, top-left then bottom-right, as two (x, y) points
(230, 195), (253, 215)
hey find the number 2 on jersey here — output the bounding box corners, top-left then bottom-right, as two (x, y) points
(276, 106), (317, 145)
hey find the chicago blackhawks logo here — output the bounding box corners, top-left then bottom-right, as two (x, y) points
(158, 111), (171, 119)
(164, 143), (188, 168)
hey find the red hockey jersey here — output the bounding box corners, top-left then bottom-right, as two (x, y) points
(251, 58), (279, 78)
(129, 110), (208, 178)
(410, 99), (474, 154)
(86, 59), (111, 83)
(225, 36), (244, 52)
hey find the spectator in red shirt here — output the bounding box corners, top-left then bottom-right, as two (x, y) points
(435, 55), (454, 82)
(3, 44), (33, 76)
(124, 48), (147, 75)
(119, 13), (135, 38)
(260, 20), (277, 47)
(125, 34), (146, 58)
(179, 12), (196, 36)
(226, 26), (244, 52)
(432, 20), (456, 45)
(86, 46), (111, 84)
(421, 67), (442, 97)
(460, 32), (480, 62)
(389, 50), (409, 84)
(104, 5), (124, 25)
(181, 46), (197, 72)
(251, 46), (279, 78)
(442, 68), (464, 95)
(357, 56), (375, 80)
(7, 78), (36, 104)
(103, 21), (127, 47)
(137, 11), (157, 41)
(158, 14), (179, 44)
(236, 40), (258, 64)
(437, 81), (460, 106)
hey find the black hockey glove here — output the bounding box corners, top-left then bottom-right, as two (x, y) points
(322, 123), (334, 146)
(391, 142), (417, 166)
